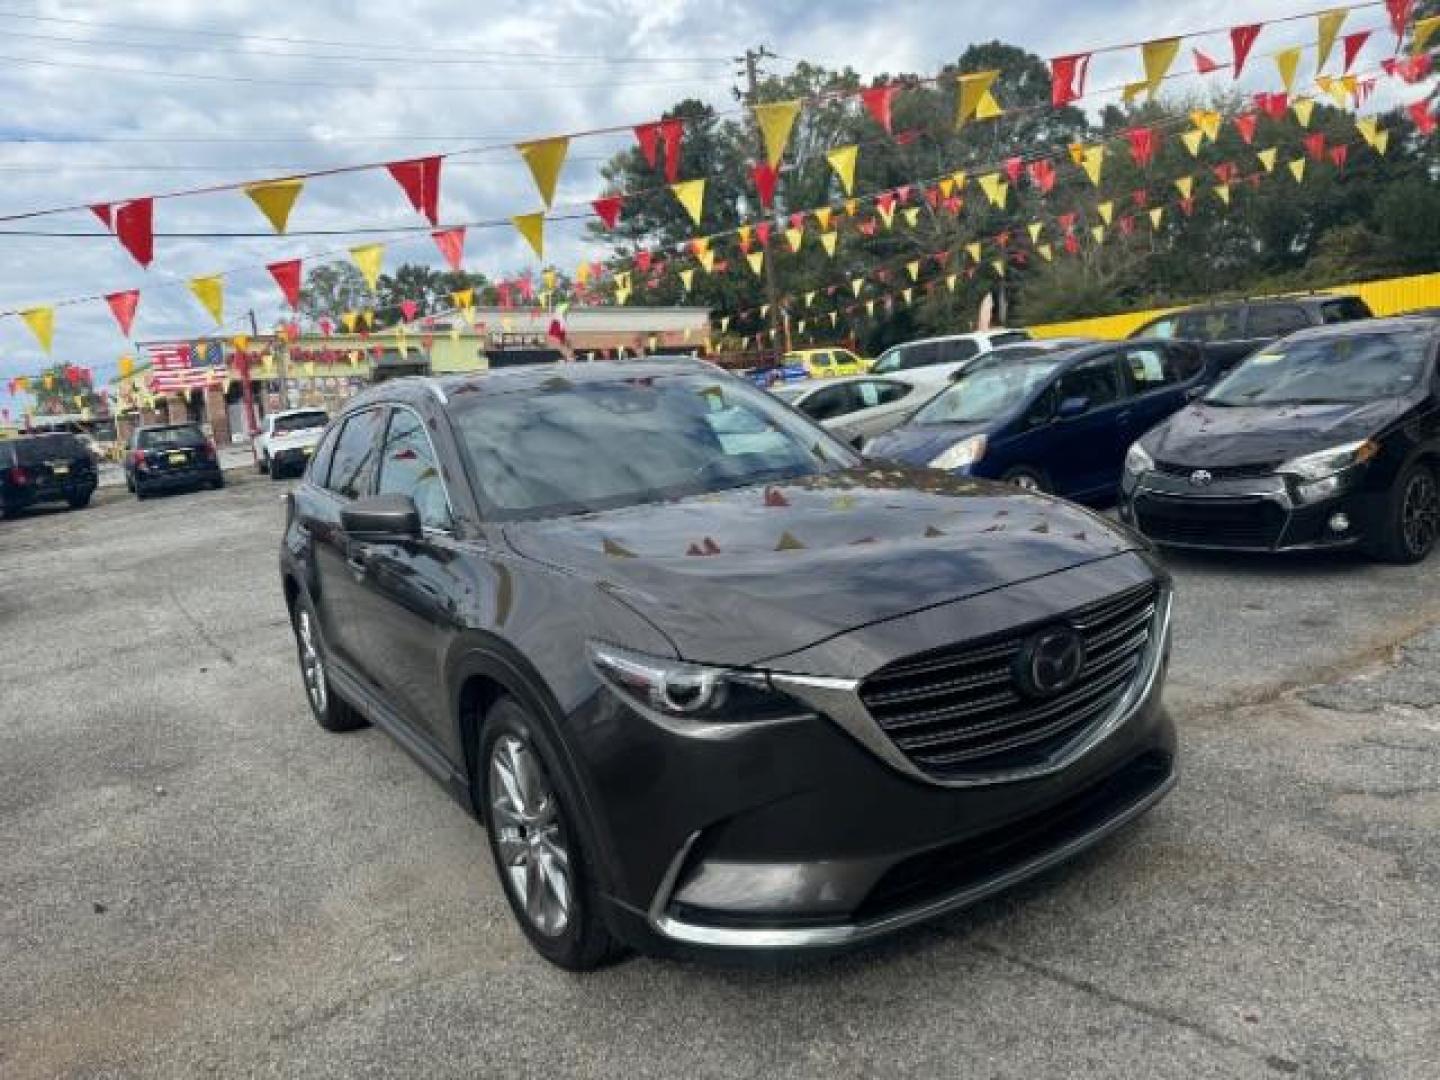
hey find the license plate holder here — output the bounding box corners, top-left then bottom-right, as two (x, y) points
(168, 452), (187, 465)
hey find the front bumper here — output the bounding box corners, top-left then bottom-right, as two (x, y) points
(571, 556), (1177, 954)
(1122, 471), (1381, 552)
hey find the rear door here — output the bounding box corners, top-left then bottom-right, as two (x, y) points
(1118, 342), (1196, 439)
(1045, 353), (1128, 499)
(828, 379), (916, 441)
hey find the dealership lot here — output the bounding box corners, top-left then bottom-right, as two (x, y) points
(2, 474), (1437, 1079)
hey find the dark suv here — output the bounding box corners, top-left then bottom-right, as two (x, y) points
(1129, 294), (1372, 372)
(125, 423), (224, 498)
(279, 363), (1176, 969)
(0, 432), (98, 518)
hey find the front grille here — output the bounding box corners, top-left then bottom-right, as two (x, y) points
(1135, 493), (1285, 549)
(1153, 460), (1278, 480)
(858, 582), (1159, 779)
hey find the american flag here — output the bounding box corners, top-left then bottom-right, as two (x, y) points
(145, 341), (225, 392)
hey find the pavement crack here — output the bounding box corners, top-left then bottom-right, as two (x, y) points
(163, 579), (237, 666)
(967, 940), (1302, 1074)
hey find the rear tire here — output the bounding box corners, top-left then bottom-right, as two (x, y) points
(292, 595), (367, 732)
(479, 697), (624, 972)
(1369, 461), (1439, 564)
(210, 474), (226, 490)
(1002, 466), (1049, 494)
(134, 481), (149, 501)
(66, 491), (92, 509)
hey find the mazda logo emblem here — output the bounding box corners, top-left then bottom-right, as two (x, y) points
(1015, 626), (1086, 698)
(1189, 469), (1214, 487)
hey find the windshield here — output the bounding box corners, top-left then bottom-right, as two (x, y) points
(912, 357), (1064, 425)
(274, 411), (328, 433)
(450, 373), (856, 520)
(1205, 329), (1432, 406)
(138, 426), (205, 449)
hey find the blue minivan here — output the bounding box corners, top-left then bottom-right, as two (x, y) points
(865, 339), (1215, 504)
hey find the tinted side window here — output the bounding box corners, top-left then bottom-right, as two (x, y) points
(809, 352), (833, 368)
(306, 424), (341, 486)
(1176, 307), (1243, 341)
(1247, 304), (1310, 337)
(992, 331), (1030, 345)
(1167, 343), (1207, 382)
(1057, 357), (1122, 408)
(1134, 315), (1178, 340)
(1321, 298), (1372, 323)
(872, 381), (912, 405)
(799, 383), (859, 420)
(326, 408), (384, 500)
(1120, 346), (1178, 394)
(902, 343), (941, 369)
(936, 339), (979, 364)
(376, 408), (452, 531)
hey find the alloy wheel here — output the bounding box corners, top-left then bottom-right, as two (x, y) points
(296, 609), (327, 714)
(488, 733), (572, 938)
(1401, 470), (1439, 556)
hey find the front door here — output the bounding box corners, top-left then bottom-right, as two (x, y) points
(1046, 353), (1129, 500)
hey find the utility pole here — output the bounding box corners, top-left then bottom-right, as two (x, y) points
(739, 45), (791, 365)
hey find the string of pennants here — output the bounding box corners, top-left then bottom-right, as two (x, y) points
(2, 0), (1437, 365)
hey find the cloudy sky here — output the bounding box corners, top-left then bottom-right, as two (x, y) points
(0, 0), (1410, 413)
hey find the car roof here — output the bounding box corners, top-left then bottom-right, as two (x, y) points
(1278, 314), (1440, 343)
(887, 330), (1022, 348)
(273, 406), (329, 416)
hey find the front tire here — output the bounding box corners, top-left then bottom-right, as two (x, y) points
(66, 491), (92, 509)
(479, 698), (622, 971)
(1370, 461), (1439, 564)
(292, 596), (367, 732)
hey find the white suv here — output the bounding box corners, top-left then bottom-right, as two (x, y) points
(870, 329), (1031, 375)
(256, 409), (330, 480)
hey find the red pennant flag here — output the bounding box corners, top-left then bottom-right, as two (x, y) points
(737, 232), (752, 254)
(1119, 216), (1135, 236)
(591, 195), (623, 229)
(1234, 113), (1258, 144)
(431, 227), (465, 271)
(1342, 30), (1371, 72)
(387, 156), (442, 225)
(861, 84), (898, 133)
(1230, 24), (1262, 78)
(115, 198), (153, 268)
(1125, 127), (1156, 167)
(943, 196), (963, 215)
(1064, 233), (1080, 255)
(788, 211), (806, 230)
(1193, 48), (1221, 74)
(1027, 159), (1056, 194)
(1386, 0), (1415, 43)
(634, 121), (661, 168)
(400, 299), (419, 322)
(894, 130), (920, 146)
(1255, 92), (1290, 120)
(1131, 188), (1149, 208)
(90, 203), (113, 231)
(1212, 162), (1237, 184)
(267, 259), (303, 310)
(755, 221), (772, 247)
(1179, 197), (1196, 217)
(1057, 212), (1077, 234)
(876, 191), (897, 216)
(660, 118), (684, 183)
(634, 250), (652, 273)
(1409, 100), (1437, 135)
(1305, 133), (1327, 162)
(1329, 145), (1349, 169)
(1004, 156), (1023, 184)
(1049, 53), (1091, 107)
(895, 184), (912, 205)
(750, 161), (779, 209)
(925, 186), (940, 208)
(105, 289), (140, 337)
(1394, 54), (1433, 83)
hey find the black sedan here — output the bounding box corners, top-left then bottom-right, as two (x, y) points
(125, 423), (225, 498)
(1121, 317), (1440, 562)
(279, 362), (1176, 969)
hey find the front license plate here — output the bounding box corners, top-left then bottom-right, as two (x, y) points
(168, 452), (187, 465)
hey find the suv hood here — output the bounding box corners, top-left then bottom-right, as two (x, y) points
(503, 467), (1138, 667)
(1144, 399), (1410, 467)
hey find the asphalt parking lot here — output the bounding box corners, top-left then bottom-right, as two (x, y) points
(2, 473), (1437, 1079)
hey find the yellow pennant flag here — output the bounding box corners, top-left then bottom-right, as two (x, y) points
(844, 197), (858, 216)
(813, 207), (832, 231)
(1413, 14), (1440, 54)
(1355, 117), (1383, 149)
(679, 268), (694, 292)
(516, 137), (570, 209)
(955, 70), (999, 128)
(950, 170), (967, 191)
(1258, 147), (1278, 172)
(615, 286), (631, 306)
(341, 311), (359, 333)
(698, 248), (716, 273)
(1149, 207), (1165, 229)
(865, 300), (876, 318)
(785, 226), (803, 253)
(975, 90), (1002, 120)
(796, 319), (806, 336)
(753, 100), (802, 165)
(851, 277), (864, 297)
(1372, 129), (1390, 155)
(1289, 159), (1307, 183)
(719, 315), (730, 333)
(350, 243), (384, 290)
(1121, 80), (1148, 105)
(245, 179), (304, 234)
(978, 172), (1007, 207)
(511, 212), (545, 259)
(1038, 243), (1054, 262)
(945, 273), (958, 290)
(20, 306), (53, 353)
(938, 177), (956, 199)
(1181, 129), (1204, 157)
(902, 206), (921, 227)
(670, 179), (706, 226)
(877, 202), (896, 229)
(1214, 184), (1231, 207)
(828, 311), (838, 328)
(747, 251), (765, 276)
(735, 225), (751, 249)
(902, 287), (913, 305)
(819, 230), (838, 257)
(1293, 99), (1315, 128)
(966, 242), (982, 264)
(1141, 38), (1180, 97)
(1175, 176), (1194, 199)
(1027, 221), (1043, 243)
(451, 288), (473, 310)
(542, 269), (557, 292)
(803, 290), (815, 308)
(188, 275), (224, 325)
(990, 259), (1006, 278)
(1275, 47), (1303, 94)
(1097, 200), (1114, 226)
(1067, 142), (1086, 166)
(1091, 225), (1106, 245)
(1191, 110), (1221, 141)
(760, 304), (769, 318)
(1317, 9), (1347, 70)
(905, 259), (920, 282)
(1080, 145), (1105, 186)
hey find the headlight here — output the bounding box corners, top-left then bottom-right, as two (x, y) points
(1124, 442), (1155, 477)
(929, 434), (987, 471)
(587, 642), (811, 723)
(1277, 439), (1378, 482)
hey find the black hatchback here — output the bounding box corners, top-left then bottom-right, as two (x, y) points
(125, 423), (224, 498)
(1121, 317), (1440, 561)
(0, 432), (98, 518)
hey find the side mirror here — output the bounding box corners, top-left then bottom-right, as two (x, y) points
(1057, 396), (1091, 419)
(849, 433), (866, 451)
(341, 493), (421, 540)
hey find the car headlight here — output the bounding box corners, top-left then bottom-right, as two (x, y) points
(587, 642), (812, 723)
(929, 434), (987, 471)
(1277, 439), (1378, 482)
(1124, 442), (1155, 477)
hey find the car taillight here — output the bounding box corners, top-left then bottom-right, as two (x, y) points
(7, 466), (29, 486)
(201, 440), (217, 461)
(129, 450), (146, 468)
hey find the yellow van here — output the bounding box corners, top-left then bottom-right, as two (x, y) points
(782, 347), (869, 378)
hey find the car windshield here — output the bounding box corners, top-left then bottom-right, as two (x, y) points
(1204, 329), (1432, 406)
(274, 411), (328, 433)
(138, 426), (204, 449)
(450, 372), (856, 519)
(911, 357), (1064, 425)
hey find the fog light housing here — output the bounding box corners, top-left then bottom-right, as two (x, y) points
(1328, 513), (1351, 533)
